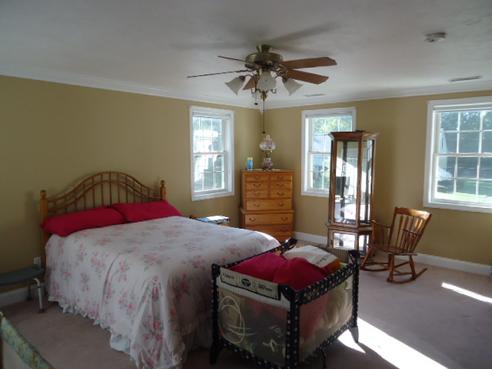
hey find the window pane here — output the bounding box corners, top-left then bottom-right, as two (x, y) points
(441, 112), (458, 130)
(436, 179), (454, 194)
(310, 153), (330, 190)
(437, 156), (456, 178)
(211, 119), (223, 151)
(312, 134), (331, 152)
(440, 132), (457, 153)
(457, 157), (478, 178)
(456, 179), (476, 195)
(480, 158), (492, 179)
(194, 154), (225, 192)
(482, 132), (492, 153)
(478, 181), (492, 197)
(483, 111), (492, 129)
(459, 132), (479, 153)
(338, 116), (353, 130)
(460, 111), (480, 130)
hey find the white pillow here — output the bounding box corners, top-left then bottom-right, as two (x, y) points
(283, 245), (338, 268)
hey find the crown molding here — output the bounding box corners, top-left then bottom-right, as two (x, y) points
(1, 64), (491, 110)
(265, 80), (492, 109)
(0, 65), (256, 109)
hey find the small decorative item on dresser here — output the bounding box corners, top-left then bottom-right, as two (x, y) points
(240, 169), (294, 241)
(196, 215), (230, 226)
(246, 157), (254, 171)
(259, 134), (276, 170)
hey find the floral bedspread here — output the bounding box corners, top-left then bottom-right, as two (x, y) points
(45, 216), (278, 369)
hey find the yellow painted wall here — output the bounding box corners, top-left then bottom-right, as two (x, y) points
(265, 91), (492, 265)
(0, 76), (262, 273)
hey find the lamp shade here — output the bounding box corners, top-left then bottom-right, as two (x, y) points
(225, 76), (245, 95)
(257, 71), (276, 91)
(283, 78), (303, 95)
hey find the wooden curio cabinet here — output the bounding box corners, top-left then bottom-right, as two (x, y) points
(326, 130), (378, 253)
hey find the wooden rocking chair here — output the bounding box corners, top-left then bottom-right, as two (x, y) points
(361, 207), (432, 283)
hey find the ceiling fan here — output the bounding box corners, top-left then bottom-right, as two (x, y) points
(187, 44), (337, 101)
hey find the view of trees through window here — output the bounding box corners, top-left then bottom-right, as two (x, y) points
(307, 114), (353, 192)
(435, 109), (492, 205)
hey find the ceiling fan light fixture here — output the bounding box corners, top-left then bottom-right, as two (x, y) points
(257, 71), (277, 92)
(283, 78), (303, 95)
(225, 76), (246, 95)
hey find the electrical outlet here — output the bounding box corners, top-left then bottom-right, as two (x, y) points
(33, 256), (41, 267)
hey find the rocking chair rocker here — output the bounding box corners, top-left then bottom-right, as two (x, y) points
(361, 207), (431, 283)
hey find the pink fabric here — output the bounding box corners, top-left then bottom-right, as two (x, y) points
(112, 200), (182, 222)
(42, 208), (125, 237)
(273, 257), (327, 290)
(231, 253), (286, 281)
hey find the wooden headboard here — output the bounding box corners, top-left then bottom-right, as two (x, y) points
(40, 171), (166, 244)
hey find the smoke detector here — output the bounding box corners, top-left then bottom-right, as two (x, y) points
(425, 32), (446, 43)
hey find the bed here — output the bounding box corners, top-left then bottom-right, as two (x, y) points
(40, 171), (279, 369)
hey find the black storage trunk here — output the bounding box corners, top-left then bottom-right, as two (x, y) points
(211, 239), (360, 369)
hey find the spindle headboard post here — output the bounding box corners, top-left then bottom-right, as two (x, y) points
(39, 171), (167, 264)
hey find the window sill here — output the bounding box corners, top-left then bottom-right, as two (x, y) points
(424, 200), (492, 214)
(301, 190), (329, 198)
(192, 190), (234, 202)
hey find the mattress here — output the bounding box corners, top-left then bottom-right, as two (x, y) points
(45, 216), (278, 369)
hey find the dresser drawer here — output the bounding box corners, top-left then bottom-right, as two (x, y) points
(269, 189), (292, 198)
(245, 199), (291, 211)
(245, 182), (269, 191)
(245, 174), (269, 182)
(244, 213), (293, 226)
(245, 190), (269, 199)
(248, 225), (294, 240)
(270, 181), (292, 191)
(269, 174), (292, 182)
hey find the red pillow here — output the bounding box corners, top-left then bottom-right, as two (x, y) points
(112, 200), (182, 222)
(231, 253), (286, 281)
(42, 207), (125, 237)
(273, 257), (326, 290)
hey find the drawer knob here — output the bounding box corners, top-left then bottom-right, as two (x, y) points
(277, 191), (284, 196)
(278, 202), (284, 207)
(253, 203), (260, 207)
(281, 216), (288, 221)
(253, 183), (260, 188)
(249, 217), (256, 222)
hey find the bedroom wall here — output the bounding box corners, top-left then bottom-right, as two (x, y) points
(0, 75), (262, 273)
(265, 90), (492, 265)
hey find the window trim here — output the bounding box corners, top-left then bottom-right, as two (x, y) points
(301, 107), (356, 197)
(190, 106), (235, 201)
(424, 96), (492, 214)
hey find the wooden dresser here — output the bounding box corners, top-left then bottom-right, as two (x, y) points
(240, 169), (294, 242)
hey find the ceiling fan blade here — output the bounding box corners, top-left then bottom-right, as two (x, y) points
(285, 69), (329, 84)
(281, 57), (337, 69)
(218, 56), (246, 63)
(242, 76), (258, 90)
(187, 69), (249, 78)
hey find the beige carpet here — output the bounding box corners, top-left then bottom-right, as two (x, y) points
(3, 264), (491, 369)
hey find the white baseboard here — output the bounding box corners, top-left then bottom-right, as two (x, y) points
(294, 231), (491, 276)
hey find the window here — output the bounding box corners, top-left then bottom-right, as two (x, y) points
(190, 106), (234, 201)
(424, 97), (492, 213)
(301, 108), (356, 196)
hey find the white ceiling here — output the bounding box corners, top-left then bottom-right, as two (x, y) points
(1, 0), (491, 108)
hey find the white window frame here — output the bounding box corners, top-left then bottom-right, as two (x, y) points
(424, 96), (492, 214)
(190, 106), (234, 201)
(301, 107), (356, 197)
